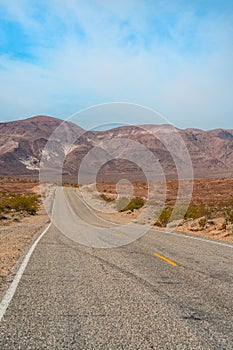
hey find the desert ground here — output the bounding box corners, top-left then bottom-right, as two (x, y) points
(0, 178), (49, 286)
(0, 177), (232, 287)
(93, 178), (233, 243)
(96, 178), (233, 205)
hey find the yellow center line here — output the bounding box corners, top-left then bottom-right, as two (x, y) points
(114, 233), (123, 238)
(154, 253), (178, 267)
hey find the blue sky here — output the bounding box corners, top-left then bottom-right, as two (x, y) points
(0, 0), (232, 129)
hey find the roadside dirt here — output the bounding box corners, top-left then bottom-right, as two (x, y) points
(174, 221), (233, 243)
(0, 207), (49, 284)
(0, 177), (38, 194)
(1, 177), (232, 286)
(96, 178), (233, 205)
(0, 179), (49, 284)
(85, 178), (233, 243)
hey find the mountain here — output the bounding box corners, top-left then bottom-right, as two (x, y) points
(0, 116), (83, 177)
(64, 124), (233, 181)
(0, 116), (232, 181)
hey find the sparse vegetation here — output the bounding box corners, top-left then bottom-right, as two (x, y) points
(0, 194), (40, 215)
(0, 176), (38, 184)
(99, 193), (145, 211)
(117, 197), (145, 212)
(184, 204), (211, 220)
(225, 207), (233, 223)
(155, 206), (173, 227)
(155, 201), (233, 227)
(99, 193), (115, 202)
(62, 182), (80, 188)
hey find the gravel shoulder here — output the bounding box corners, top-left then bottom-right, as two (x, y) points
(1, 192), (232, 349)
(175, 222), (233, 243)
(0, 207), (49, 286)
(77, 187), (233, 243)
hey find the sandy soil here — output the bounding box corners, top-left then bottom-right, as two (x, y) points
(96, 178), (233, 205)
(80, 179), (233, 244)
(1, 177), (232, 286)
(174, 222), (233, 243)
(0, 207), (49, 284)
(0, 177), (39, 194)
(0, 179), (49, 285)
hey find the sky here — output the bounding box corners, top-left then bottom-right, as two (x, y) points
(0, 0), (233, 130)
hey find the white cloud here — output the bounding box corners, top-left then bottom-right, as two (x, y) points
(0, 0), (232, 129)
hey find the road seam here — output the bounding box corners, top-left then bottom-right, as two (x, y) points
(0, 223), (52, 322)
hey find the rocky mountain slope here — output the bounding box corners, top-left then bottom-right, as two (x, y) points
(0, 116), (83, 177)
(0, 116), (232, 181)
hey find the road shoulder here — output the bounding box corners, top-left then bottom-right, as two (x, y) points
(0, 207), (49, 296)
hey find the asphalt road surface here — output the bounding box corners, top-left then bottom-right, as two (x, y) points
(0, 188), (233, 349)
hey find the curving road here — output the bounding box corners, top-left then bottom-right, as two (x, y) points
(0, 188), (233, 349)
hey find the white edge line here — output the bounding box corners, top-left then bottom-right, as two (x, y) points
(71, 188), (119, 226)
(162, 229), (233, 249)
(0, 222), (52, 322)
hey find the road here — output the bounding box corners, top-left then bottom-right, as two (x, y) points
(0, 187), (233, 349)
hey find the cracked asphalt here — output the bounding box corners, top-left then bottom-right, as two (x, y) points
(0, 188), (233, 349)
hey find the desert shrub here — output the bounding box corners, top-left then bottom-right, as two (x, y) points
(184, 204), (210, 220)
(99, 193), (115, 202)
(63, 182), (80, 188)
(155, 203), (211, 227)
(0, 194), (40, 215)
(225, 207), (233, 223)
(155, 201), (233, 227)
(117, 197), (145, 212)
(116, 197), (130, 211)
(155, 206), (173, 227)
(0, 203), (4, 214)
(198, 216), (207, 228)
(10, 195), (39, 214)
(0, 196), (10, 211)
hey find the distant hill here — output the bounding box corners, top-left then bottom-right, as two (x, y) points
(0, 116), (83, 177)
(0, 116), (232, 181)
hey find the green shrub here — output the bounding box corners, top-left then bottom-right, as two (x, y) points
(10, 195), (39, 214)
(99, 193), (115, 202)
(116, 197), (129, 211)
(155, 204), (210, 227)
(155, 207), (173, 227)
(155, 202), (233, 227)
(184, 204), (211, 220)
(0, 203), (4, 214)
(0, 194), (40, 215)
(117, 197), (145, 212)
(226, 207), (233, 223)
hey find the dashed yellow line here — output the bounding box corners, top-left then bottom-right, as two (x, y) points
(154, 253), (178, 267)
(114, 233), (123, 238)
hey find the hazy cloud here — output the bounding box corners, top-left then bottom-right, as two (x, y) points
(0, 0), (232, 129)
